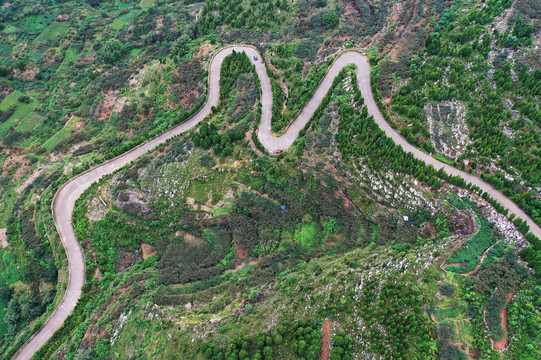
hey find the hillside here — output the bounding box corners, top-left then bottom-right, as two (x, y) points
(0, 0), (539, 359)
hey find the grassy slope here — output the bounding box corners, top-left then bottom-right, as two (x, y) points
(0, 91), (39, 137)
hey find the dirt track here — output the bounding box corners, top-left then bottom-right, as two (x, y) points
(13, 46), (541, 359)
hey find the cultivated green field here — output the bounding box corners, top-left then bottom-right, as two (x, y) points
(0, 91), (38, 137)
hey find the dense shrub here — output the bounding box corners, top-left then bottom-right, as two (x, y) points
(440, 284), (456, 297)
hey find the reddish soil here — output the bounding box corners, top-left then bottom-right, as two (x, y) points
(93, 267), (102, 280)
(141, 243), (156, 260)
(426, 222), (437, 237)
(231, 259), (258, 272)
(117, 250), (135, 272)
(235, 247), (248, 262)
(493, 291), (515, 350)
(321, 319), (331, 360)
(196, 44), (214, 58)
(95, 90), (120, 120)
(71, 120), (85, 131)
(14, 64), (36, 81)
(2, 153), (30, 182)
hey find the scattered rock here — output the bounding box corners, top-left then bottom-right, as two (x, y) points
(0, 228), (8, 248)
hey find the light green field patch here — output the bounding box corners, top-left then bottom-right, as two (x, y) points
(433, 153), (455, 165)
(129, 48), (143, 57)
(109, 18), (126, 30)
(57, 45), (80, 74)
(110, 9), (142, 29)
(80, 43), (94, 59)
(25, 14), (49, 33)
(293, 222), (319, 249)
(16, 113), (45, 146)
(139, 0), (156, 8)
(212, 205), (233, 216)
(118, 9), (142, 23)
(115, 0), (133, 9)
(2, 25), (17, 34)
(357, 224), (365, 243)
(16, 113), (45, 132)
(186, 171), (232, 205)
(1, 251), (20, 284)
(480, 241), (505, 269)
(0, 91), (39, 137)
(32, 21), (70, 45)
(43, 116), (80, 151)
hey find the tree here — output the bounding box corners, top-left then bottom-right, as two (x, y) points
(440, 283), (456, 297)
(263, 346), (273, 359)
(172, 34), (191, 57)
(102, 38), (125, 64)
(323, 218), (340, 235)
(425, 33), (441, 55)
(458, 45), (472, 58)
(5, 297), (21, 334)
(18, 95), (31, 104)
(0, 284), (11, 302)
(0, 66), (10, 77)
(323, 11), (339, 30)
(85, 0), (105, 6)
(313, 0), (327, 8)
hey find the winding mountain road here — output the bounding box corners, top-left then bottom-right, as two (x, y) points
(13, 45), (541, 359)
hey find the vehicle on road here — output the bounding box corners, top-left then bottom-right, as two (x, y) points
(253, 55), (258, 61)
(275, 149), (283, 154)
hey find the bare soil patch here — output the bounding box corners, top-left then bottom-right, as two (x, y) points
(196, 44), (214, 58)
(14, 62), (36, 81)
(95, 90), (120, 120)
(236, 247), (248, 262)
(116, 250), (136, 273)
(493, 291), (515, 350)
(141, 243), (156, 260)
(113, 96), (127, 113)
(231, 259), (258, 272)
(175, 231), (206, 248)
(3, 153), (31, 182)
(321, 319), (331, 360)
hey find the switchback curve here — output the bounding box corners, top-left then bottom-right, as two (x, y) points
(13, 45), (541, 359)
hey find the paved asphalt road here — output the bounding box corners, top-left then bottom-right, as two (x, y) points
(13, 46), (541, 359)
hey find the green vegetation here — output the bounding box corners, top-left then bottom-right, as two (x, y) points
(445, 210), (495, 273)
(48, 51), (526, 359)
(200, 320), (323, 360)
(32, 21), (70, 45)
(0, 0), (540, 358)
(387, 0), (541, 226)
(0, 90), (38, 137)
